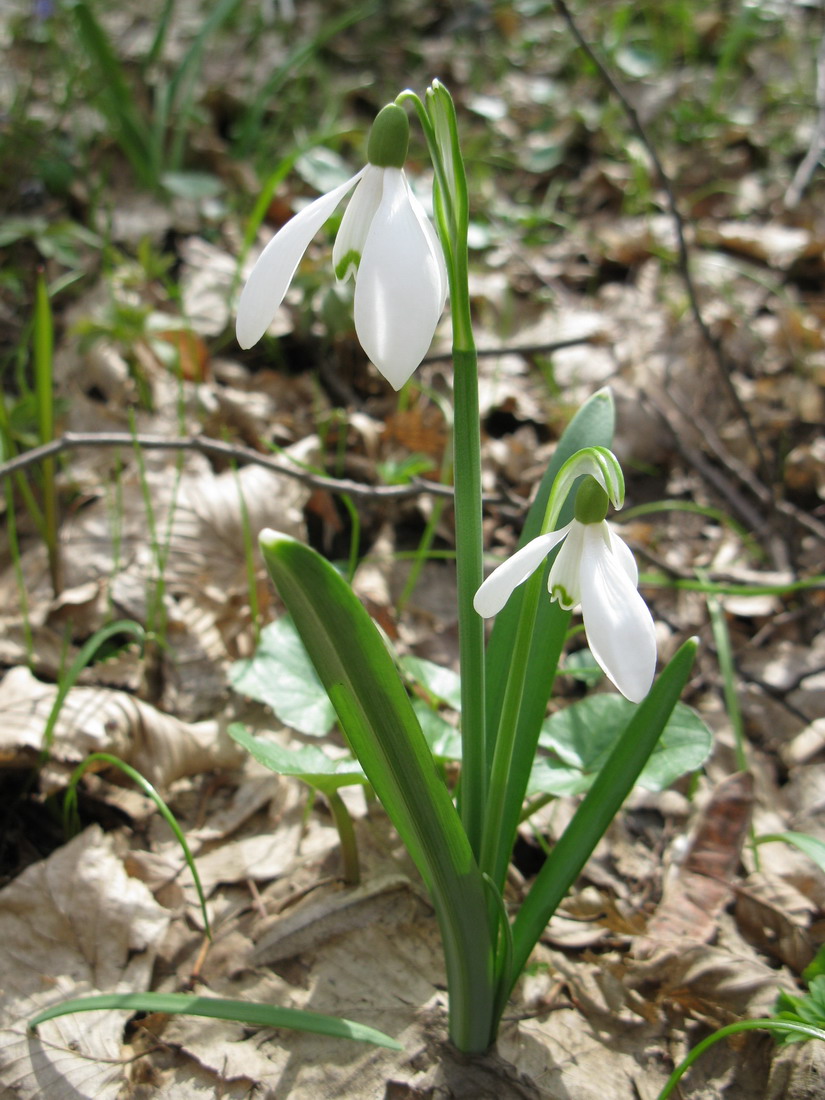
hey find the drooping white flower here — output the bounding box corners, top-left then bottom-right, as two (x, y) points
(236, 104), (447, 390)
(474, 479), (657, 703)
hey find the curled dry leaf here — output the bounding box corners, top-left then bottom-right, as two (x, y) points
(0, 826), (169, 1100)
(635, 771), (754, 959)
(734, 871), (816, 974)
(0, 665), (243, 791)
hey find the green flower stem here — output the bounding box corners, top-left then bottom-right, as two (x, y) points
(325, 789), (360, 886)
(452, 344), (488, 856)
(403, 82), (488, 857)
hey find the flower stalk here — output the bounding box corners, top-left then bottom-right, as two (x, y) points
(400, 82), (489, 856)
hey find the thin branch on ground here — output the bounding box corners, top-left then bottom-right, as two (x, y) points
(424, 336), (594, 364)
(0, 430), (508, 503)
(552, 0), (771, 490)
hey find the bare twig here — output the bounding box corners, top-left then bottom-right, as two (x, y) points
(0, 430), (498, 503)
(785, 25), (825, 208)
(552, 0), (770, 489)
(423, 336), (593, 364)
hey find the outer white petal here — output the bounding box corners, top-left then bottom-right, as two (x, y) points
(354, 168), (447, 389)
(578, 523), (656, 703)
(332, 165), (384, 281)
(236, 168), (365, 349)
(474, 527), (571, 618)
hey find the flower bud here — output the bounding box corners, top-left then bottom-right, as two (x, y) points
(367, 104), (410, 168)
(574, 477), (610, 525)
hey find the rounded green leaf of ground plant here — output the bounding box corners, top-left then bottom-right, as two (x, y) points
(228, 722), (366, 792)
(412, 698), (462, 761)
(402, 655), (462, 710)
(530, 696), (712, 799)
(230, 616), (337, 736)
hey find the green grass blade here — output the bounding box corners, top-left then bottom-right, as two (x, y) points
(63, 752), (211, 937)
(164, 0), (242, 171)
(234, 4), (375, 155)
(482, 388), (614, 890)
(42, 620), (145, 754)
(655, 1018), (825, 1100)
(33, 272), (59, 594)
(70, 2), (155, 187)
(259, 531), (496, 1053)
(29, 992), (401, 1049)
(508, 638), (698, 1004)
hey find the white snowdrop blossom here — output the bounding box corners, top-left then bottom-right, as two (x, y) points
(474, 481), (657, 703)
(236, 104), (447, 390)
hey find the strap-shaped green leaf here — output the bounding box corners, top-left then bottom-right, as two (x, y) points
(259, 531), (496, 1052)
(29, 992), (401, 1049)
(483, 388), (615, 889)
(506, 637), (698, 1007)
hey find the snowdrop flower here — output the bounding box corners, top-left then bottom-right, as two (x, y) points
(236, 104), (447, 390)
(474, 477), (656, 703)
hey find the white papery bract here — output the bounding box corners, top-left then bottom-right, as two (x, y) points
(474, 519), (656, 703)
(236, 164), (447, 390)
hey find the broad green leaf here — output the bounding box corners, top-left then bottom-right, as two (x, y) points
(228, 722), (365, 793)
(528, 697), (712, 798)
(259, 531), (496, 1052)
(756, 831), (825, 878)
(483, 388), (615, 891)
(412, 699), (462, 761)
(230, 617), (337, 737)
(507, 638), (697, 1012)
(29, 992), (401, 1050)
(560, 647), (603, 686)
(402, 655), (462, 710)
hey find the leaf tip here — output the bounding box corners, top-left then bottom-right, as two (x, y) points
(259, 528), (297, 551)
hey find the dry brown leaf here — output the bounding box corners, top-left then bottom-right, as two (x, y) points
(252, 874), (426, 965)
(734, 872), (816, 973)
(0, 665), (243, 790)
(0, 826), (170, 1099)
(635, 772), (754, 958)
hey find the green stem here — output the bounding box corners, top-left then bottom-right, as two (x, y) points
(325, 789), (360, 885)
(452, 345), (487, 857)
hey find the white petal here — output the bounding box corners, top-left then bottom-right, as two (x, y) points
(579, 523), (656, 703)
(354, 168), (447, 389)
(332, 165), (384, 281)
(236, 169), (365, 349)
(474, 527), (571, 618)
(547, 519), (587, 610)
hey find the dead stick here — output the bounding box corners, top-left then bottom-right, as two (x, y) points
(0, 430), (501, 503)
(552, 0), (771, 491)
